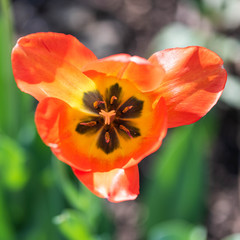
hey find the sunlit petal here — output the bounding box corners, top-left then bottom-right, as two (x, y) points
(149, 46), (227, 128)
(72, 165), (139, 203)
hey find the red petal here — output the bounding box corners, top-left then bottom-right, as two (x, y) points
(72, 165), (139, 203)
(82, 53), (165, 92)
(12, 32), (96, 103)
(148, 46), (227, 128)
(35, 97), (93, 171)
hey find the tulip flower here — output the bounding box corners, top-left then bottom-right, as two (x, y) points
(11, 32), (227, 202)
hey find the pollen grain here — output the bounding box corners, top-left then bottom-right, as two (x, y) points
(110, 96), (117, 104)
(119, 124), (133, 138)
(93, 100), (105, 109)
(122, 105), (133, 113)
(79, 121), (97, 127)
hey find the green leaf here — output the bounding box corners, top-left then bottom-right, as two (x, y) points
(52, 158), (110, 233)
(0, 0), (33, 136)
(0, 0), (16, 135)
(0, 134), (28, 190)
(53, 209), (96, 240)
(148, 220), (206, 240)
(144, 117), (216, 230)
(0, 185), (15, 240)
(52, 158), (101, 212)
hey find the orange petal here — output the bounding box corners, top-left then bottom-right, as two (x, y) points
(82, 53), (165, 92)
(72, 165), (139, 203)
(12, 32), (96, 105)
(148, 46), (227, 128)
(35, 97), (93, 171)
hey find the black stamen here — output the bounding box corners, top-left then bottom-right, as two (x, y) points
(76, 117), (103, 134)
(117, 97), (143, 118)
(105, 83), (122, 111)
(83, 90), (105, 113)
(115, 120), (141, 139)
(97, 127), (119, 154)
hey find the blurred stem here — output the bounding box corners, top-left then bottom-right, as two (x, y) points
(51, 156), (103, 233)
(0, 0), (33, 137)
(0, 183), (14, 240)
(0, 0), (17, 136)
(52, 156), (88, 211)
(0, 0), (13, 36)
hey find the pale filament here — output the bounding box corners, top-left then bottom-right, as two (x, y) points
(99, 110), (116, 125)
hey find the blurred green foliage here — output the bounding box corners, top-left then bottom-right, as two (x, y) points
(144, 121), (213, 230)
(140, 115), (217, 239)
(0, 0), (239, 239)
(0, 0), (32, 137)
(0, 135), (28, 190)
(148, 220), (206, 240)
(53, 210), (96, 240)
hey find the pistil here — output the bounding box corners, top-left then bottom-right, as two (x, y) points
(99, 110), (116, 125)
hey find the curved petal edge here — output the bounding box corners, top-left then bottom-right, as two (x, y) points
(11, 32), (96, 103)
(72, 165), (139, 203)
(82, 53), (165, 92)
(149, 46), (227, 128)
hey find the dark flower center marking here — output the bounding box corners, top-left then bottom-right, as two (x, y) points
(75, 83), (144, 154)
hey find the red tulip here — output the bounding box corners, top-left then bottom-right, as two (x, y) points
(11, 32), (227, 202)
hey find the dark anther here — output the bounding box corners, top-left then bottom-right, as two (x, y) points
(83, 90), (105, 114)
(105, 131), (110, 143)
(93, 100), (105, 109)
(76, 118), (102, 135)
(105, 83), (122, 110)
(115, 120), (141, 139)
(119, 124), (132, 138)
(117, 97), (143, 118)
(122, 105), (133, 113)
(97, 127), (119, 154)
(110, 96), (117, 105)
(79, 121), (96, 127)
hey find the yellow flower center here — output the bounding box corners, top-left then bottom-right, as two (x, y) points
(75, 83), (143, 154)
